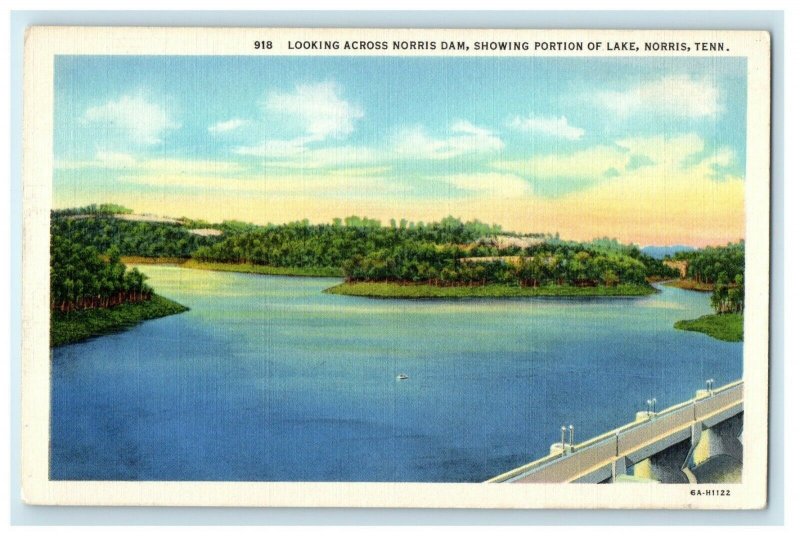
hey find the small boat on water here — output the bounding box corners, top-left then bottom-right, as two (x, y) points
(396, 373), (409, 381)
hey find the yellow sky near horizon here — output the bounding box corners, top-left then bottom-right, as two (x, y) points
(56, 170), (744, 248)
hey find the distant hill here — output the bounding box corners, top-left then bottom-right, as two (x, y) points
(641, 245), (696, 259)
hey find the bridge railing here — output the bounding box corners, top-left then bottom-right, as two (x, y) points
(617, 403), (695, 455)
(486, 380), (743, 483)
(696, 381), (743, 420)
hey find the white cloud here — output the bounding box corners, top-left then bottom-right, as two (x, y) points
(494, 145), (629, 181)
(508, 115), (585, 140)
(263, 82), (363, 140)
(595, 75), (721, 118)
(694, 147), (738, 180)
(122, 171), (407, 198)
(55, 152), (244, 174)
(697, 147), (734, 169)
(442, 172), (531, 198)
(140, 158), (245, 175)
(235, 119), (502, 168)
(232, 82), (367, 167)
(492, 133), (739, 188)
(81, 92), (180, 145)
(233, 138), (308, 159)
(615, 133), (705, 168)
(208, 118), (249, 133)
(233, 141), (379, 169)
(393, 120), (504, 160)
(94, 151), (137, 168)
(451, 119), (495, 138)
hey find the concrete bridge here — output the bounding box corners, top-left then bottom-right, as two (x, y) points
(487, 380), (743, 484)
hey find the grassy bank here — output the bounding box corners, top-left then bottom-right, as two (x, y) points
(674, 313), (743, 342)
(120, 257), (343, 277)
(324, 282), (657, 299)
(120, 256), (188, 265)
(51, 294), (189, 347)
(180, 259), (342, 278)
(663, 279), (714, 292)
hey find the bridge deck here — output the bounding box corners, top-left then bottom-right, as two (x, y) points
(487, 380), (743, 484)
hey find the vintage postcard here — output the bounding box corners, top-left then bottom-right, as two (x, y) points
(21, 27), (770, 508)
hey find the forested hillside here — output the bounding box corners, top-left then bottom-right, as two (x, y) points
(191, 216), (502, 274)
(341, 242), (651, 287)
(192, 218), (669, 289)
(51, 214), (219, 258)
(50, 234), (151, 312)
(50, 216), (190, 346)
(671, 242), (745, 314)
(52, 206), (674, 293)
(51, 203), (133, 217)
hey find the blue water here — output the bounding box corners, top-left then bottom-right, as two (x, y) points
(50, 266), (742, 482)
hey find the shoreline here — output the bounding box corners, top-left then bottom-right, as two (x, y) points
(119, 257), (692, 301)
(674, 313), (743, 342)
(324, 281), (658, 299)
(50, 294), (189, 347)
(662, 279), (714, 292)
(119, 256), (188, 265)
(182, 260), (342, 278)
(122, 257), (342, 278)
(124, 258), (661, 299)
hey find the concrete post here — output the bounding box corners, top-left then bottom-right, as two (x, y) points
(569, 425), (575, 453)
(611, 457), (627, 482)
(683, 421), (704, 475)
(690, 421), (703, 447)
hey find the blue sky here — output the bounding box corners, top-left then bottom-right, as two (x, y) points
(53, 55), (747, 246)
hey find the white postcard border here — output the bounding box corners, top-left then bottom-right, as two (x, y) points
(21, 26), (771, 509)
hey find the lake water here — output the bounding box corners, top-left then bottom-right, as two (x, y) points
(50, 266), (742, 482)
